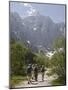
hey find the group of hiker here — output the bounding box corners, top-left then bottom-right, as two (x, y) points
(27, 64), (46, 84)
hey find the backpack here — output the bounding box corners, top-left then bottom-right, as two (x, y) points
(34, 67), (38, 73)
(41, 67), (46, 72)
(27, 66), (32, 74)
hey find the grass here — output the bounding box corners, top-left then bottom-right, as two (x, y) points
(46, 72), (53, 76)
(52, 77), (66, 86)
(10, 75), (27, 88)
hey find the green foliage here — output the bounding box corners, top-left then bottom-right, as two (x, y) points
(10, 75), (27, 88)
(46, 70), (54, 76)
(10, 36), (66, 86)
(53, 36), (65, 49)
(52, 76), (66, 85)
(50, 52), (65, 77)
(49, 36), (66, 85)
(25, 49), (35, 64)
(33, 53), (49, 67)
(10, 40), (35, 76)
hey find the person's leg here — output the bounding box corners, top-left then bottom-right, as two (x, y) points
(36, 74), (37, 81)
(27, 74), (31, 84)
(42, 73), (44, 81)
(32, 71), (34, 80)
(36, 74), (38, 81)
(29, 76), (31, 83)
(27, 75), (30, 84)
(35, 74), (36, 81)
(34, 73), (35, 81)
(28, 76), (31, 84)
(36, 73), (38, 81)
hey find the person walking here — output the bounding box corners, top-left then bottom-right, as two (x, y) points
(41, 65), (46, 81)
(34, 64), (38, 81)
(27, 64), (32, 84)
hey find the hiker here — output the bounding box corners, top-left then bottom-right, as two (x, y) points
(31, 64), (35, 80)
(41, 65), (46, 81)
(34, 64), (38, 81)
(27, 64), (32, 84)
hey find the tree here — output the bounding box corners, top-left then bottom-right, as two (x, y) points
(50, 52), (65, 77)
(50, 36), (66, 85)
(10, 41), (28, 75)
(53, 36), (65, 50)
(10, 39), (35, 76)
(33, 53), (49, 67)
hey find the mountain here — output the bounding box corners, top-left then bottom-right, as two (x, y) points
(10, 12), (65, 52)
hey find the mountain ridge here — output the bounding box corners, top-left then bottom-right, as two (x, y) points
(10, 12), (65, 52)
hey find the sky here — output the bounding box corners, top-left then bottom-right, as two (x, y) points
(10, 2), (65, 23)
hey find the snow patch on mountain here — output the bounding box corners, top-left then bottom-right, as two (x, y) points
(33, 27), (37, 31)
(46, 51), (56, 59)
(22, 22), (25, 25)
(27, 40), (30, 44)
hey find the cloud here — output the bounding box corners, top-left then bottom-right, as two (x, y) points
(23, 3), (32, 8)
(23, 3), (38, 16)
(23, 3), (29, 6)
(27, 8), (37, 16)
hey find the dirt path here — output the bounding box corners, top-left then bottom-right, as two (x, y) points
(15, 68), (58, 88)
